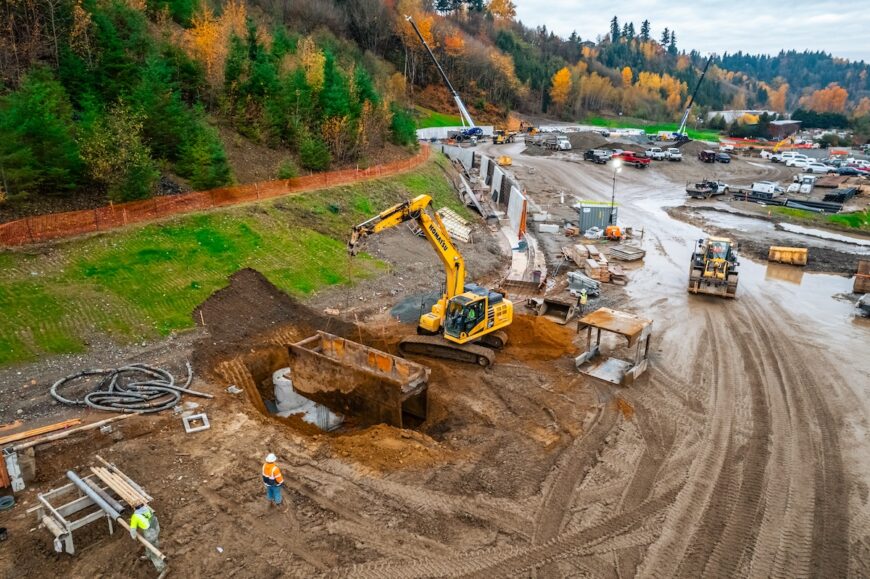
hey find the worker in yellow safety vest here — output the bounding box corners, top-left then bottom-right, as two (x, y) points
(129, 504), (165, 572)
(262, 453), (285, 506)
(577, 288), (588, 314)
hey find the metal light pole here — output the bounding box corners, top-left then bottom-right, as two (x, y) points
(610, 160), (622, 225)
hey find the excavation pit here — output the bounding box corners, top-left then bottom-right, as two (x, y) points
(217, 332), (430, 431)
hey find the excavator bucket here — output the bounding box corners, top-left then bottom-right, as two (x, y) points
(526, 297), (578, 325)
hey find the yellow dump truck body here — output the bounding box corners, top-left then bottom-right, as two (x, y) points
(768, 246), (808, 266)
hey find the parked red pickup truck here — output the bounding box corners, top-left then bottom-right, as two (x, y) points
(613, 151), (651, 168)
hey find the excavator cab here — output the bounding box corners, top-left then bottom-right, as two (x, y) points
(444, 296), (486, 339)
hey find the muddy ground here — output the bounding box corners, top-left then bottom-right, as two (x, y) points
(2, 136), (869, 578)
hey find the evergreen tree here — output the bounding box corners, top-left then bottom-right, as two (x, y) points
(224, 34), (247, 99)
(465, 0), (485, 12)
(0, 68), (83, 195)
(319, 52), (352, 119)
(640, 20), (651, 42)
(610, 16), (620, 42)
(626, 22), (635, 41)
(660, 27), (670, 45)
(668, 31), (677, 55)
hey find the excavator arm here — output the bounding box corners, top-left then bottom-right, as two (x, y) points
(348, 195), (466, 299)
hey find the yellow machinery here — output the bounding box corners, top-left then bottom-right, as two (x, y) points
(493, 130), (516, 145)
(349, 195), (513, 366)
(688, 236), (739, 298)
(772, 136), (795, 153)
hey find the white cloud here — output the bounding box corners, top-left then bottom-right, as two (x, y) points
(514, 0), (870, 62)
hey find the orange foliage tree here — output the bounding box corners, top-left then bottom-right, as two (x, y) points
(186, 0), (247, 87)
(549, 67), (572, 109)
(621, 66), (632, 87)
(766, 83), (788, 112)
(854, 97), (870, 118)
(443, 32), (465, 57)
(800, 82), (849, 113)
(488, 0), (517, 20)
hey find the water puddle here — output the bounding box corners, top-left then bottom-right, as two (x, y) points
(696, 209), (868, 255)
(779, 223), (870, 247)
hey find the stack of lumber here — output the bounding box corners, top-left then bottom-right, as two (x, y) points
(609, 244), (646, 261)
(584, 245), (611, 283)
(608, 263), (627, 285)
(0, 418), (81, 447)
(562, 244), (589, 267)
(90, 461), (152, 508)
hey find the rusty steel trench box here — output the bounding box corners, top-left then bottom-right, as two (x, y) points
(219, 332), (430, 429)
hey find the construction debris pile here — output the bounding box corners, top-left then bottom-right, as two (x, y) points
(50, 363), (212, 413)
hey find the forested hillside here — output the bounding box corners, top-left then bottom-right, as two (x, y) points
(2, 0), (869, 210)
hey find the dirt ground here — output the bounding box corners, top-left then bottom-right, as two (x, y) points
(2, 135), (869, 578)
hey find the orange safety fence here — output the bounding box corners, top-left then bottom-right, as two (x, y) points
(0, 145), (430, 248)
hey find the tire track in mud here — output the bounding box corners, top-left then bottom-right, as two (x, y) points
(531, 393), (619, 546)
(676, 303), (771, 577)
(339, 487), (679, 579)
(741, 298), (850, 578)
(635, 309), (736, 578)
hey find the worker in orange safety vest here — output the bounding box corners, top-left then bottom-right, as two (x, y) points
(262, 453), (285, 506)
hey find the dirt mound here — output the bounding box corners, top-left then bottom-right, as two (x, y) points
(680, 140), (713, 156)
(603, 141), (645, 153)
(521, 145), (551, 157)
(192, 268), (355, 371)
(327, 424), (448, 471)
(504, 315), (578, 361)
(568, 132), (608, 150)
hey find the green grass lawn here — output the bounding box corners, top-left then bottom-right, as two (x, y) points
(0, 156), (469, 365)
(582, 116), (722, 142)
(416, 106), (462, 128)
(770, 206), (870, 233)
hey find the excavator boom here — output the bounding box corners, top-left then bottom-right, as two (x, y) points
(349, 195), (465, 298)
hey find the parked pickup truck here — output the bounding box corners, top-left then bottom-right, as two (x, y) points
(583, 149), (609, 164)
(645, 147), (667, 160)
(666, 148), (682, 161)
(686, 179), (729, 199)
(614, 151), (651, 168)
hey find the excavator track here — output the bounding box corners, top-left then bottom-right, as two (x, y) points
(399, 335), (497, 367)
(477, 330), (509, 350)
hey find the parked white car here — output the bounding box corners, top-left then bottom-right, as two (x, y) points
(645, 147), (667, 160)
(803, 162), (835, 174)
(785, 157), (811, 168)
(773, 151), (808, 163)
(666, 148), (682, 161)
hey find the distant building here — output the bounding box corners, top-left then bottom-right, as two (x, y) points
(768, 120), (801, 139)
(705, 109), (778, 124)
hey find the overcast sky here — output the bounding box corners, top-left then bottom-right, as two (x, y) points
(515, 1), (870, 62)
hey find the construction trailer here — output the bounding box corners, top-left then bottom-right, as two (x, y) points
(575, 308), (652, 386)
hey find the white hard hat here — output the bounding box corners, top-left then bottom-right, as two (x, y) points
(265, 453), (277, 463)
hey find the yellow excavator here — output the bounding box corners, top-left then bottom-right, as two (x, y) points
(348, 194), (513, 366)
